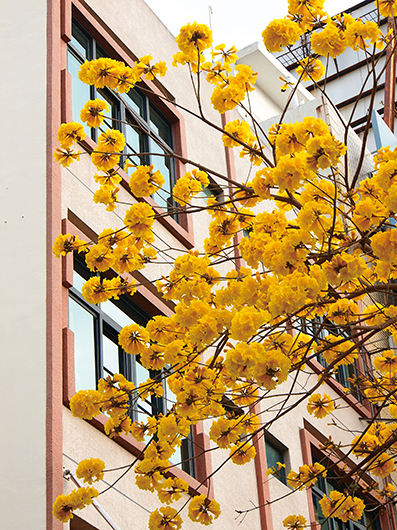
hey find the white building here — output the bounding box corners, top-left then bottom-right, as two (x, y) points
(274, 0), (392, 152)
(1, 1), (394, 529)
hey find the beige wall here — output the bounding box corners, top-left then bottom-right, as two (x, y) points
(0, 1), (48, 528)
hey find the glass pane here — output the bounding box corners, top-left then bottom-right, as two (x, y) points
(125, 112), (145, 170)
(95, 43), (107, 60)
(164, 380), (177, 413)
(122, 89), (145, 117)
(96, 89), (116, 131)
(149, 137), (172, 210)
(165, 379), (182, 469)
(101, 300), (135, 328)
(73, 269), (87, 294)
(69, 297), (97, 392)
(149, 104), (172, 145)
(71, 24), (90, 59)
(265, 441), (284, 469)
(67, 51), (91, 137)
(312, 492), (331, 530)
(134, 361), (152, 423)
(103, 333), (120, 377)
(265, 440), (286, 483)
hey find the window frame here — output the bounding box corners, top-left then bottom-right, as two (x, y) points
(67, 249), (196, 476)
(69, 251), (165, 421)
(300, 421), (391, 530)
(264, 432), (289, 486)
(67, 18), (178, 217)
(62, 7), (195, 248)
(311, 450), (382, 530)
(300, 317), (372, 407)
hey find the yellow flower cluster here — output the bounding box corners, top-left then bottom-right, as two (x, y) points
(287, 462), (327, 490)
(377, 0), (397, 17)
(134, 54), (167, 81)
(52, 233), (87, 258)
(172, 23), (213, 72)
(129, 165), (165, 198)
(188, 495), (221, 526)
(76, 458), (105, 484)
(306, 393), (334, 418)
(296, 57), (326, 82)
(80, 99), (109, 128)
(262, 19), (303, 52)
(52, 487), (98, 522)
(172, 169), (209, 205)
(319, 492), (364, 522)
(77, 56), (161, 92)
(148, 507), (182, 530)
(53, 122), (84, 167)
(210, 64), (257, 114)
(283, 514), (307, 530)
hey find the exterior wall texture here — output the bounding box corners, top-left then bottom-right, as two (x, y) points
(2, 1), (394, 530)
(0, 1), (49, 529)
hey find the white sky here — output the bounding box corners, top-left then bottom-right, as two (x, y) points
(144, 0), (360, 51)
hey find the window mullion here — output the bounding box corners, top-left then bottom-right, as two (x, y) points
(96, 311), (104, 384)
(131, 354), (138, 421)
(91, 36), (97, 61)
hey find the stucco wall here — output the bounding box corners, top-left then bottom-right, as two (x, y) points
(0, 1), (48, 528)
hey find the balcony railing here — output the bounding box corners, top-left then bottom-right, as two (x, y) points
(275, 8), (384, 70)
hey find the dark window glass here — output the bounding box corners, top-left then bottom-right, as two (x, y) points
(265, 436), (287, 485)
(312, 455), (382, 530)
(102, 325), (122, 377)
(69, 254), (150, 417)
(125, 112), (145, 167)
(149, 104), (172, 145)
(96, 89), (118, 132)
(71, 23), (90, 59)
(122, 89), (145, 118)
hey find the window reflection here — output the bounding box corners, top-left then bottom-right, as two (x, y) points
(69, 297), (97, 392)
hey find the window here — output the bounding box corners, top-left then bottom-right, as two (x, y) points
(311, 454), (382, 530)
(67, 19), (177, 215)
(68, 252), (195, 475)
(200, 176), (225, 204)
(69, 252), (163, 422)
(265, 433), (288, 485)
(300, 317), (361, 399)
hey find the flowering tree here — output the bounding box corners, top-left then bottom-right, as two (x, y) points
(53, 1), (397, 529)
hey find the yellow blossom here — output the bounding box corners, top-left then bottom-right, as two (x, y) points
(307, 393), (334, 418)
(262, 18), (303, 52)
(188, 495), (221, 525)
(76, 458), (105, 484)
(69, 390), (102, 420)
(148, 507), (182, 530)
(296, 57), (326, 82)
(230, 441), (256, 465)
(283, 514), (307, 530)
(119, 323), (149, 355)
(57, 122), (85, 148)
(80, 99), (109, 128)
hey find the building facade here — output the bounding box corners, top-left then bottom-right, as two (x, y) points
(1, 1), (396, 530)
(273, 0), (392, 153)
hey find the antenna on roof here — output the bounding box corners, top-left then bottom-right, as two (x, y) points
(209, 5), (214, 55)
